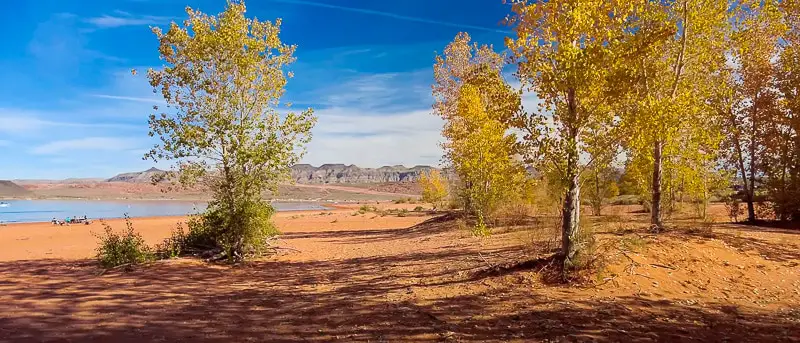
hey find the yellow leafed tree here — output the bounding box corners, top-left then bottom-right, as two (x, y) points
(418, 169), (448, 209)
(432, 32), (526, 232)
(449, 83), (526, 233)
(506, 0), (640, 270)
(618, 0), (729, 229)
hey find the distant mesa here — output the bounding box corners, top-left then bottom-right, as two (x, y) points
(289, 164), (436, 184)
(105, 164), (437, 184)
(0, 180), (33, 197)
(107, 168), (167, 183)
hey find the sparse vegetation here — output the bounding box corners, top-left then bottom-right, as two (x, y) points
(94, 216), (154, 269)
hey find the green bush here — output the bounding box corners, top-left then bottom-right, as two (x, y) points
(94, 216), (154, 269)
(359, 205), (378, 213)
(154, 225), (187, 260)
(398, 209), (410, 217)
(200, 199), (279, 261)
(413, 206), (425, 212)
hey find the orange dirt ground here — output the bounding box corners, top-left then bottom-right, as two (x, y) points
(0, 203), (798, 342)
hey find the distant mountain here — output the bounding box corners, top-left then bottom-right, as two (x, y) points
(104, 165), (437, 184)
(106, 167), (166, 183)
(291, 164), (436, 184)
(0, 180), (32, 197)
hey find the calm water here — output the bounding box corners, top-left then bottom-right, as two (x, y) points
(0, 200), (329, 224)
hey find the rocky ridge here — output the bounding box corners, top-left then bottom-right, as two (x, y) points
(104, 165), (437, 184)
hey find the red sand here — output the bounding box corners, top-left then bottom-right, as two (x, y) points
(0, 203), (798, 342)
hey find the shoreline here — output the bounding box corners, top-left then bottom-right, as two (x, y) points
(0, 203), (352, 225)
(0, 202), (425, 261)
(2, 207), (342, 227)
(0, 203), (364, 226)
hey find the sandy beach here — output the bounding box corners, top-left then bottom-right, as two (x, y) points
(0, 203), (428, 262)
(0, 203), (798, 342)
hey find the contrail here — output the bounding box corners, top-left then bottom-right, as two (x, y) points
(270, 0), (510, 34)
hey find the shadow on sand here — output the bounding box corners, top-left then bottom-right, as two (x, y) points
(0, 214), (797, 342)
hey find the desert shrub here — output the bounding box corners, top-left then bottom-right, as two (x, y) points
(94, 216), (154, 269)
(453, 215), (490, 237)
(413, 206), (425, 212)
(609, 195), (640, 205)
(358, 205), (378, 214)
(198, 199), (280, 261)
(393, 198), (407, 204)
(469, 212), (490, 237)
(447, 197), (462, 210)
(154, 225), (187, 259)
(493, 201), (535, 226)
(397, 209), (410, 217)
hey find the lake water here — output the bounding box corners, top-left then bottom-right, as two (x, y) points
(0, 200), (330, 224)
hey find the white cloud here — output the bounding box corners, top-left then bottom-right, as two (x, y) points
(0, 111), (140, 133)
(0, 116), (49, 133)
(85, 12), (171, 28)
(89, 94), (164, 104)
(302, 108), (444, 167)
(31, 137), (142, 155)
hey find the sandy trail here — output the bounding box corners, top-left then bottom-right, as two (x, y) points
(0, 203), (798, 342)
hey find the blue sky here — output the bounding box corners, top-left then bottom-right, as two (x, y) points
(0, 0), (518, 179)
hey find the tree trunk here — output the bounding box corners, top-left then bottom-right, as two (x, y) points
(745, 189), (755, 222)
(562, 87), (581, 272)
(747, 93), (759, 222)
(651, 140), (664, 230)
(562, 168), (581, 271)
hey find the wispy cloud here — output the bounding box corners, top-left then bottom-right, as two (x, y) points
(85, 11), (171, 28)
(0, 110), (141, 134)
(89, 94), (164, 104)
(28, 13), (123, 71)
(302, 69), (431, 112)
(31, 137), (142, 155)
(271, 0), (510, 34)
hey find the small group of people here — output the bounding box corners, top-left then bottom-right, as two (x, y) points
(52, 215), (90, 226)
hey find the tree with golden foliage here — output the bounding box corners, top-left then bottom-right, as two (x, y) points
(143, 1), (316, 261)
(506, 0), (640, 270)
(419, 169), (448, 210)
(618, 0), (729, 229)
(432, 32), (526, 232)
